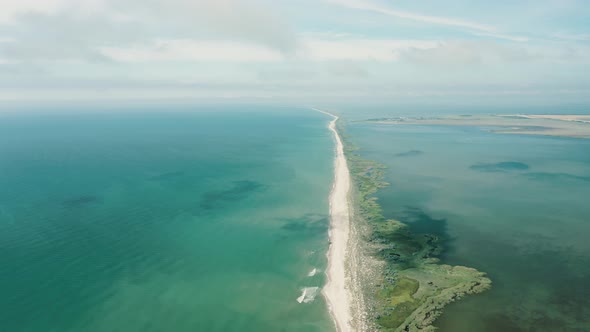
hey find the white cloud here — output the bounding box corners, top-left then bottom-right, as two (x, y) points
(325, 0), (492, 31)
(99, 37), (437, 63)
(324, 0), (528, 42)
(111, 0), (297, 53)
(0, 10), (146, 62)
(473, 32), (529, 43)
(325, 62), (369, 78)
(399, 41), (534, 65)
(0, 0), (110, 22)
(0, 0), (588, 103)
(101, 39), (284, 62)
(550, 33), (590, 41)
(0, 0), (65, 22)
(0, 0), (297, 63)
(301, 38), (435, 61)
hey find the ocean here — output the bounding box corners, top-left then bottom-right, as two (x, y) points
(348, 121), (590, 331)
(0, 108), (335, 332)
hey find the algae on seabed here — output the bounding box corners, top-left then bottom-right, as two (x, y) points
(338, 119), (491, 332)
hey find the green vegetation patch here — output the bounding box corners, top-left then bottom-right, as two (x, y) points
(375, 277), (421, 329)
(377, 277), (419, 307)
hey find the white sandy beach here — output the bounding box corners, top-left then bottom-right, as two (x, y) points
(314, 108), (353, 332)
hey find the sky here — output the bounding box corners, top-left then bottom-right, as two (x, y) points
(1, 0), (589, 105)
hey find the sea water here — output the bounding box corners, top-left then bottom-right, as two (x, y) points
(0, 107), (335, 332)
(348, 122), (590, 331)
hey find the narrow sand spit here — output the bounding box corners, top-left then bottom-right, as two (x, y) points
(314, 108), (353, 332)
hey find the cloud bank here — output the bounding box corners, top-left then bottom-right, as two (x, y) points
(0, 0), (589, 103)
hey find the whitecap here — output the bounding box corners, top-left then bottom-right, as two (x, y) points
(307, 268), (319, 277)
(296, 287), (319, 304)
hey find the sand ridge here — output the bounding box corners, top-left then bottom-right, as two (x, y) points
(314, 108), (354, 332)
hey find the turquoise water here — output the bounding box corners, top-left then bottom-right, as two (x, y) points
(348, 123), (590, 331)
(0, 109), (334, 332)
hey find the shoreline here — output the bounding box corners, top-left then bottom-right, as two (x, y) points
(314, 108), (491, 331)
(314, 108), (354, 332)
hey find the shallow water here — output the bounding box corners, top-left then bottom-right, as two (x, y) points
(0, 108), (335, 332)
(348, 123), (590, 332)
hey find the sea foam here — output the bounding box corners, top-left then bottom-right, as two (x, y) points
(296, 287), (319, 303)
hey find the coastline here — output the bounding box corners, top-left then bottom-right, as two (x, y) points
(315, 108), (490, 332)
(315, 108), (354, 332)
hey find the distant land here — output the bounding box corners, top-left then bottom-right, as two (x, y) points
(361, 114), (590, 139)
